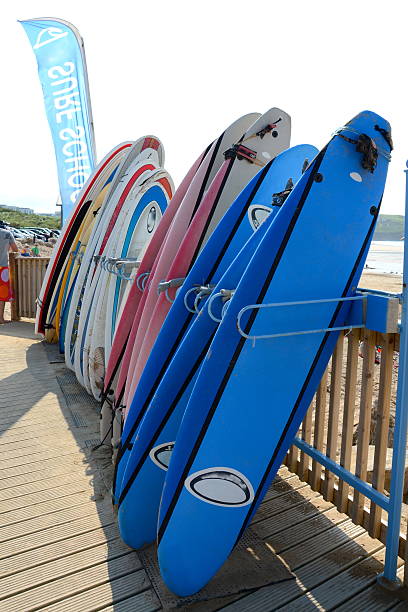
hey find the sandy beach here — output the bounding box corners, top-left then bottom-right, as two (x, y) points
(360, 270), (402, 294)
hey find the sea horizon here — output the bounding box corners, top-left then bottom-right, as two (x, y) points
(365, 240), (403, 275)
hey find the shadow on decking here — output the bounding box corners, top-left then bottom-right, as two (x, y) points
(0, 328), (401, 610)
(0, 333), (153, 609)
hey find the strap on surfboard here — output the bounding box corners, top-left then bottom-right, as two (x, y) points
(272, 178), (295, 207)
(334, 127), (392, 173)
(243, 117), (282, 142)
(224, 143), (265, 167)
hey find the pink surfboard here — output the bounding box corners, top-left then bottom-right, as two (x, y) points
(101, 235), (168, 446)
(100, 145), (215, 445)
(121, 113), (261, 415)
(106, 142), (223, 435)
(103, 146), (207, 396)
(124, 108), (291, 416)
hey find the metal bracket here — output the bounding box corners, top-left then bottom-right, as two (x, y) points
(100, 257), (141, 280)
(113, 258), (141, 281)
(207, 289), (236, 322)
(157, 277), (185, 303)
(136, 271), (150, 291)
(183, 284), (215, 313)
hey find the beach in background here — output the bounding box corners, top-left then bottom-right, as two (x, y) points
(360, 240), (403, 294)
(365, 240), (403, 274)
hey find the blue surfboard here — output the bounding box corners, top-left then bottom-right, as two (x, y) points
(157, 111), (392, 595)
(118, 212), (272, 548)
(113, 145), (318, 511)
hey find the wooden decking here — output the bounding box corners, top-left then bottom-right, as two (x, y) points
(0, 320), (406, 611)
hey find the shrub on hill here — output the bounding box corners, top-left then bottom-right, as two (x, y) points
(0, 209), (61, 230)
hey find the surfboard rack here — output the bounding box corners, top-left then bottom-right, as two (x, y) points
(236, 292), (400, 346)
(207, 289), (236, 322)
(157, 277), (185, 303)
(112, 258), (141, 281)
(183, 284), (215, 314)
(136, 271), (150, 291)
(101, 257), (141, 280)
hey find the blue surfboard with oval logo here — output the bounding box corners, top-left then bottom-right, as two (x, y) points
(113, 145), (318, 516)
(157, 111), (392, 596)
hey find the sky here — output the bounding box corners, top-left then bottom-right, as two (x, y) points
(0, 1), (407, 215)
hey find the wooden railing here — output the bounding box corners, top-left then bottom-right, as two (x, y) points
(9, 252), (50, 319)
(285, 328), (405, 559)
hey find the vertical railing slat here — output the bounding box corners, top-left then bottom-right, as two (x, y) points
(299, 401), (314, 481)
(24, 259), (29, 317)
(9, 252), (19, 321)
(337, 328), (360, 512)
(287, 436), (300, 473)
(352, 329), (376, 525)
(324, 334), (345, 501)
(17, 257), (23, 318)
(310, 366), (329, 491)
(369, 334), (395, 538)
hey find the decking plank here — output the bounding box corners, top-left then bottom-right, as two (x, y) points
(1, 554), (146, 612)
(99, 590), (161, 612)
(0, 461), (92, 488)
(0, 471), (96, 501)
(0, 498), (111, 546)
(0, 490), (109, 530)
(334, 566), (405, 611)
(254, 485), (318, 522)
(280, 546), (403, 610)
(279, 519), (365, 569)
(219, 532), (384, 611)
(0, 479), (96, 514)
(0, 507), (114, 559)
(0, 538), (136, 600)
(0, 431), (96, 460)
(0, 524), (120, 578)
(253, 494), (335, 537)
(0, 422), (99, 443)
(39, 575), (157, 612)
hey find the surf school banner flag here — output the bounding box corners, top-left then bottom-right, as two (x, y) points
(19, 18), (96, 223)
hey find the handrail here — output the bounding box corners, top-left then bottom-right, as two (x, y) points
(236, 296), (365, 344)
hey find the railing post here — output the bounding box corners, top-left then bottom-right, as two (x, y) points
(8, 252), (20, 321)
(380, 162), (408, 586)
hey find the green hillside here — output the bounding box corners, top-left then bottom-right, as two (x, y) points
(0, 208), (61, 230)
(373, 214), (404, 240)
(0, 208), (403, 240)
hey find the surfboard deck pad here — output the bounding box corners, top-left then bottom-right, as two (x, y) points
(138, 528), (293, 610)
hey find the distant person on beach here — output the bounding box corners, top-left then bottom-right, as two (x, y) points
(0, 221), (18, 324)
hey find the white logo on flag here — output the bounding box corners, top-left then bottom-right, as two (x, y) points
(33, 27), (68, 49)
